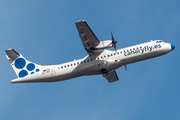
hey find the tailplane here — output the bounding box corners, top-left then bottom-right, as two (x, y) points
(5, 48), (41, 78)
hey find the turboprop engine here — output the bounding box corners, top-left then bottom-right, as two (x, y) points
(95, 33), (117, 52)
(95, 40), (113, 49)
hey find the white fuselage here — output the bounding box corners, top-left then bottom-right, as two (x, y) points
(11, 40), (173, 83)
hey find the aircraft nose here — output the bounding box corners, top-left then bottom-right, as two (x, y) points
(171, 44), (175, 50)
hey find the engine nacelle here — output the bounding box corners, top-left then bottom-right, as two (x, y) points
(95, 40), (113, 49)
(99, 59), (121, 73)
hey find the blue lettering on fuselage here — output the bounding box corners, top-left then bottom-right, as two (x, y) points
(124, 44), (161, 56)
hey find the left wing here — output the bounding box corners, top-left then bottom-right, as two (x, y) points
(102, 70), (119, 83)
(75, 20), (103, 55)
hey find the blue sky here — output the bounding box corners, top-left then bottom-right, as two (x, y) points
(0, 0), (180, 119)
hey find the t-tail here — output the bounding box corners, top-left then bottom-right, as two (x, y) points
(5, 48), (41, 78)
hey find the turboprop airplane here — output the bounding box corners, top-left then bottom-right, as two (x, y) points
(5, 20), (175, 83)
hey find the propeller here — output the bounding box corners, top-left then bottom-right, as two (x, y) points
(111, 32), (117, 52)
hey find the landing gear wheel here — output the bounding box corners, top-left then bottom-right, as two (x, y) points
(101, 68), (107, 73)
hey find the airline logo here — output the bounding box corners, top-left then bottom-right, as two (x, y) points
(42, 68), (50, 74)
(14, 57), (40, 77)
(124, 44), (161, 56)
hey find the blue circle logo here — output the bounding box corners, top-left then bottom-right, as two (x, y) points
(19, 70), (28, 77)
(15, 58), (40, 78)
(15, 58), (26, 69)
(36, 69), (40, 72)
(27, 63), (35, 71)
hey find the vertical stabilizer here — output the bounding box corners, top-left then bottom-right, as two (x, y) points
(5, 48), (41, 78)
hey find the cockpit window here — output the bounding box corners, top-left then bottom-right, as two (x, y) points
(156, 40), (163, 43)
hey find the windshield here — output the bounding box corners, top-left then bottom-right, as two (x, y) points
(156, 40), (163, 43)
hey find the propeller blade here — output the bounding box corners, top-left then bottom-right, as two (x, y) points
(111, 32), (117, 52)
(114, 43), (117, 52)
(111, 32), (114, 41)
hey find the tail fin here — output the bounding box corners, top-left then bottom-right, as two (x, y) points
(5, 48), (41, 78)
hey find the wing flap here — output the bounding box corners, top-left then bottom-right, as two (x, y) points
(102, 70), (119, 83)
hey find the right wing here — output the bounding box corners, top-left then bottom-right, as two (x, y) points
(75, 20), (103, 55)
(102, 70), (119, 83)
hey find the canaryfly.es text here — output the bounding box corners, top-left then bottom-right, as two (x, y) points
(124, 44), (161, 56)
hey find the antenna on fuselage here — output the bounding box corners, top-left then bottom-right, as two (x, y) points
(124, 65), (127, 72)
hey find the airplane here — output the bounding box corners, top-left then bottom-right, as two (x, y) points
(5, 20), (175, 83)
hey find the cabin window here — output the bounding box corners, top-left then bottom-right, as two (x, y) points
(84, 61), (86, 63)
(64, 66), (66, 68)
(61, 66), (63, 69)
(81, 62), (83, 64)
(67, 65), (69, 67)
(114, 53), (116, 55)
(74, 63), (76, 65)
(77, 62), (79, 64)
(107, 55), (109, 57)
(111, 54), (113, 56)
(91, 59), (93, 61)
(71, 64), (73, 66)
(87, 60), (89, 62)
(101, 56), (103, 58)
(104, 55), (106, 58)
(117, 52), (119, 54)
